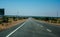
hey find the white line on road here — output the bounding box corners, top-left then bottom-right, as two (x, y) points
(47, 29), (52, 32)
(40, 25), (43, 27)
(30, 19), (52, 33)
(32, 21), (44, 28)
(6, 22), (26, 37)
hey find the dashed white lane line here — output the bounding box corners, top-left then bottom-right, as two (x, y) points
(30, 20), (52, 33)
(32, 20), (52, 33)
(37, 24), (44, 28)
(40, 25), (43, 27)
(47, 29), (52, 32)
(6, 22), (26, 37)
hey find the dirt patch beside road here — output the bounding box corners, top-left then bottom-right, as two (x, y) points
(0, 19), (26, 31)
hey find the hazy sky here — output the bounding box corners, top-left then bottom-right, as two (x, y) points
(0, 0), (60, 17)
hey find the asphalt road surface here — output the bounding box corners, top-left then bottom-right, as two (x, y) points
(0, 18), (60, 37)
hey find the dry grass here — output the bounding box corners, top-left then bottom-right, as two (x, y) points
(0, 19), (26, 31)
(34, 19), (60, 26)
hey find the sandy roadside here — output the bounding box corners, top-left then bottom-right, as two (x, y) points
(0, 19), (26, 31)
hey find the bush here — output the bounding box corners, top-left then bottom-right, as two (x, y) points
(58, 20), (60, 23)
(2, 16), (9, 23)
(43, 17), (49, 21)
(0, 21), (2, 24)
(13, 17), (17, 21)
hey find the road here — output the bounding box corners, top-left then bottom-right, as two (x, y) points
(0, 18), (60, 37)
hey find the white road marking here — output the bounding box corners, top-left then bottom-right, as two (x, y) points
(6, 22), (26, 37)
(40, 25), (43, 27)
(47, 29), (52, 32)
(32, 20), (44, 28)
(29, 19), (52, 33)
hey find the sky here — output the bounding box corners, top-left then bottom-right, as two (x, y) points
(0, 0), (60, 17)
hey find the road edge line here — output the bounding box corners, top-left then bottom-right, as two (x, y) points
(6, 22), (26, 37)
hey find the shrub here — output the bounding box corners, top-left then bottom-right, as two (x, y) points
(2, 16), (9, 23)
(13, 17), (17, 21)
(0, 21), (2, 24)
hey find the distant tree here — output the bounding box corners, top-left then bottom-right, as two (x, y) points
(44, 17), (49, 21)
(2, 16), (9, 23)
(13, 17), (17, 21)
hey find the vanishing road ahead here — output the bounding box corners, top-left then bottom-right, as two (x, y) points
(0, 18), (60, 37)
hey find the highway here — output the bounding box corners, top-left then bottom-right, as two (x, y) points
(0, 18), (60, 37)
